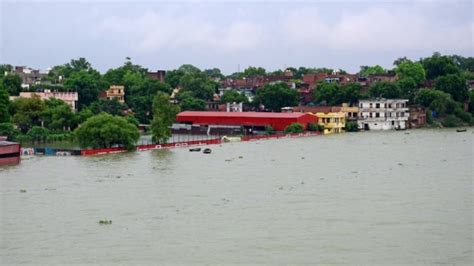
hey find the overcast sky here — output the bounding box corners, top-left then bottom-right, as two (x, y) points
(1, 0), (473, 74)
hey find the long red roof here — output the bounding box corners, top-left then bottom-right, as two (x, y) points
(177, 111), (309, 119)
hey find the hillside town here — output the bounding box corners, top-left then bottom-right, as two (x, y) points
(1, 53), (473, 160)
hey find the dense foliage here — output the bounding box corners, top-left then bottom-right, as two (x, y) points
(284, 123), (304, 134)
(151, 92), (180, 144)
(254, 82), (298, 112)
(74, 113), (139, 150)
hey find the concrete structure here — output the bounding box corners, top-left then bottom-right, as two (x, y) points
(176, 111), (317, 132)
(314, 112), (346, 134)
(358, 99), (409, 130)
(226, 102), (243, 112)
(408, 105), (427, 128)
(147, 70), (166, 82)
(18, 90), (79, 111)
(337, 103), (359, 121)
(105, 85), (125, 103)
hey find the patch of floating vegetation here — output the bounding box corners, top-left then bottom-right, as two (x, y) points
(99, 219), (112, 225)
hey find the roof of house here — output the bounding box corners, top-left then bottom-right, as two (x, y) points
(177, 111), (309, 119)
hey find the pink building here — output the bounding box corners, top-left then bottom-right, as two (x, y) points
(19, 90), (79, 111)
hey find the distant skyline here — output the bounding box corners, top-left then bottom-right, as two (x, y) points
(1, 0), (473, 74)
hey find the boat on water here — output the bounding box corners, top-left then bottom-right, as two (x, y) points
(0, 137), (21, 166)
(456, 129), (467, 132)
(203, 148), (212, 154)
(189, 148), (201, 152)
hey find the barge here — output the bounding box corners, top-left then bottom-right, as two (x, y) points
(0, 137), (21, 165)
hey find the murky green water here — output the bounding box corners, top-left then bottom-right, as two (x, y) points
(1, 129), (472, 264)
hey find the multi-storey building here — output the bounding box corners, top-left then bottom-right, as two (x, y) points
(105, 85), (125, 103)
(18, 90), (79, 111)
(358, 99), (409, 130)
(315, 112), (346, 134)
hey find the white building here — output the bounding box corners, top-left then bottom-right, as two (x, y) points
(358, 99), (409, 130)
(18, 90), (79, 111)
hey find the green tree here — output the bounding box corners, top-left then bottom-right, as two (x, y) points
(284, 123), (304, 134)
(340, 83), (361, 105)
(64, 70), (102, 109)
(345, 121), (359, 132)
(435, 74), (469, 102)
(90, 98), (128, 116)
(369, 81), (402, 98)
(0, 123), (20, 141)
(74, 113), (139, 150)
(220, 90), (248, 103)
(179, 71), (216, 100)
(397, 77), (418, 102)
(415, 88), (456, 115)
(242, 66), (266, 77)
(395, 60), (426, 85)
(151, 92), (180, 143)
(27, 126), (50, 142)
(313, 82), (340, 105)
(204, 68), (224, 80)
(2, 74), (22, 96)
(165, 69), (185, 88)
(179, 96), (206, 111)
(0, 64), (13, 77)
(359, 65), (385, 77)
(254, 82), (298, 112)
(41, 98), (76, 131)
(10, 96), (46, 133)
(0, 83), (10, 123)
(422, 52), (460, 80)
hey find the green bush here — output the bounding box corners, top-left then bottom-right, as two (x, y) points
(27, 126), (50, 142)
(284, 123), (304, 134)
(454, 108), (472, 123)
(264, 125), (275, 135)
(426, 109), (434, 124)
(0, 122), (20, 141)
(307, 123), (318, 131)
(441, 115), (462, 127)
(345, 121), (359, 132)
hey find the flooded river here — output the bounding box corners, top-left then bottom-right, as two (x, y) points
(1, 129), (472, 264)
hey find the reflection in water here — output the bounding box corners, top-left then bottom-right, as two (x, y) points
(0, 129), (472, 264)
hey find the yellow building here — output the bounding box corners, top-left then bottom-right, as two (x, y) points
(106, 85), (125, 103)
(338, 103), (359, 121)
(315, 112), (346, 134)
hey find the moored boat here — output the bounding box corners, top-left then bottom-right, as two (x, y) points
(456, 129), (467, 132)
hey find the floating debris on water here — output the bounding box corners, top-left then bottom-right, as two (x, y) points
(19, 189), (27, 193)
(301, 181), (305, 185)
(238, 156), (243, 159)
(301, 157), (305, 160)
(278, 186), (284, 190)
(398, 163), (403, 166)
(99, 219), (112, 225)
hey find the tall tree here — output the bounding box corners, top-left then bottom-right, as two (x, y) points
(151, 92), (180, 143)
(220, 90), (248, 103)
(422, 52), (460, 80)
(395, 60), (426, 85)
(179, 71), (216, 100)
(10, 96), (46, 133)
(359, 65), (386, 77)
(0, 83), (10, 123)
(369, 81), (402, 99)
(254, 82), (298, 112)
(2, 74), (22, 96)
(64, 70), (102, 109)
(74, 113), (139, 150)
(435, 74), (469, 102)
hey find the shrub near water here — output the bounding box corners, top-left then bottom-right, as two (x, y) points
(284, 123), (304, 134)
(74, 113), (139, 150)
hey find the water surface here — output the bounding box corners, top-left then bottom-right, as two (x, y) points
(1, 129), (472, 264)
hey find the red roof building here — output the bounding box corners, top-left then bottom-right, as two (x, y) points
(176, 111), (318, 131)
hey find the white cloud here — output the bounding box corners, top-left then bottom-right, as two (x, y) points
(282, 6), (473, 53)
(98, 11), (262, 54)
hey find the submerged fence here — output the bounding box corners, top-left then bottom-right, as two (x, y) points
(21, 132), (321, 157)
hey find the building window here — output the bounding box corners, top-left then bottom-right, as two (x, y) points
(376, 103), (380, 108)
(369, 113), (373, 118)
(369, 103), (373, 108)
(376, 113), (380, 118)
